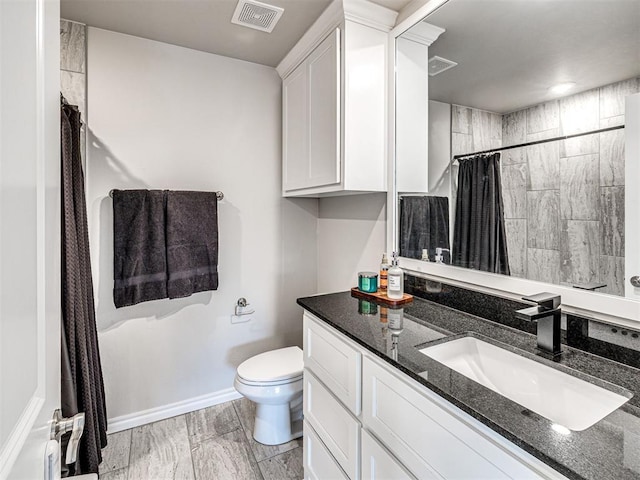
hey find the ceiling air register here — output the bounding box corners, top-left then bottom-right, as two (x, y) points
(231, 0), (284, 33)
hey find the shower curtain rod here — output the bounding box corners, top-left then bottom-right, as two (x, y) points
(452, 124), (624, 161)
(109, 189), (224, 201)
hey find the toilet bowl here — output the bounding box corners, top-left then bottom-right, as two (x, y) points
(234, 346), (304, 446)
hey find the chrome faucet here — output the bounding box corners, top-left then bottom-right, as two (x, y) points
(515, 293), (562, 357)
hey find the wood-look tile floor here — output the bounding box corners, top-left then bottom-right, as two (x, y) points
(99, 398), (303, 480)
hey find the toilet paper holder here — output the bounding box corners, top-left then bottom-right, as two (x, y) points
(235, 298), (255, 316)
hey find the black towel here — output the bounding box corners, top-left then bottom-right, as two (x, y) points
(113, 190), (168, 307)
(166, 191), (219, 299)
(399, 195), (450, 261)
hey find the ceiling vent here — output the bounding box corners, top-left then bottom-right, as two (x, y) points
(428, 56), (458, 76)
(231, 0), (284, 33)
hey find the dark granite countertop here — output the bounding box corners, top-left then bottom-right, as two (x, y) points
(297, 291), (640, 480)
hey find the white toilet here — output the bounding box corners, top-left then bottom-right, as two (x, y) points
(234, 346), (304, 445)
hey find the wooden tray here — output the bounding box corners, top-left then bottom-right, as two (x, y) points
(350, 287), (413, 306)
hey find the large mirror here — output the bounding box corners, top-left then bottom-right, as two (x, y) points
(395, 0), (640, 302)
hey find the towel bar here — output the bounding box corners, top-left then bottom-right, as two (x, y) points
(109, 189), (224, 201)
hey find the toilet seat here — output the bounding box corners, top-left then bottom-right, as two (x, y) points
(235, 373), (303, 387)
(236, 346), (303, 385)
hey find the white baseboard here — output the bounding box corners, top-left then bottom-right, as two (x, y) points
(107, 388), (243, 433)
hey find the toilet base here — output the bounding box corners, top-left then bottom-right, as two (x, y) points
(253, 403), (303, 446)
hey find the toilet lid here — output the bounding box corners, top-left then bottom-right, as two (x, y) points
(237, 346), (303, 383)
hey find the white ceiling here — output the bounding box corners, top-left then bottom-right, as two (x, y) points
(61, 0), (412, 67)
(408, 0), (640, 114)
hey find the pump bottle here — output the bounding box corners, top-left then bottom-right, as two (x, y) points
(387, 252), (404, 299)
(379, 253), (389, 292)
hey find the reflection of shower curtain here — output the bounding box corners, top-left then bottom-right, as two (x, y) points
(452, 153), (510, 275)
(61, 98), (107, 474)
(399, 196), (450, 260)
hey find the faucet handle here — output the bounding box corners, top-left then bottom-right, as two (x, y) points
(522, 292), (560, 310)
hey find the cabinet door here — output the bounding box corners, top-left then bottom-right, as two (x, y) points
(362, 429), (417, 480)
(283, 61), (308, 191)
(303, 312), (362, 415)
(307, 28), (341, 188)
(304, 370), (360, 480)
(363, 356), (550, 480)
(304, 420), (349, 480)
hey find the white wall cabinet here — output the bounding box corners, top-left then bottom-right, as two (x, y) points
(395, 23), (444, 193)
(283, 30), (340, 192)
(302, 310), (568, 480)
(278, 0), (397, 197)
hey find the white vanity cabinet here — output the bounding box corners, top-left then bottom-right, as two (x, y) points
(361, 429), (416, 480)
(303, 312), (362, 479)
(302, 310), (568, 480)
(277, 0), (397, 197)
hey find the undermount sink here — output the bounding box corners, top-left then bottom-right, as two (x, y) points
(420, 335), (632, 431)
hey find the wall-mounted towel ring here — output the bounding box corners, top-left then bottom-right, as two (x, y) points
(109, 189), (224, 201)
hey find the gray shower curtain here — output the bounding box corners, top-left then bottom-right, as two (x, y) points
(61, 98), (107, 474)
(452, 153), (510, 275)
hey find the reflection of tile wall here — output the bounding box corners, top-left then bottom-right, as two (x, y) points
(451, 106), (502, 155)
(453, 78), (639, 296)
(60, 20), (87, 166)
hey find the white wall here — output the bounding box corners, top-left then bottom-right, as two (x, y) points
(317, 194), (387, 293)
(86, 28), (318, 427)
(427, 100), (452, 197)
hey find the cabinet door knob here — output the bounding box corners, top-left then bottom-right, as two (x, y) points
(631, 276), (640, 288)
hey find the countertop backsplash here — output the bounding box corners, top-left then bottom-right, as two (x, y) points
(404, 273), (640, 369)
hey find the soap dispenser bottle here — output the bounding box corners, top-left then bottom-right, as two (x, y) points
(387, 252), (404, 299)
(421, 249), (430, 262)
(379, 253), (390, 292)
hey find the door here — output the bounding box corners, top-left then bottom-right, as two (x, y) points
(307, 28), (340, 188)
(626, 93), (640, 300)
(282, 29), (341, 193)
(0, 0), (62, 478)
(282, 61), (308, 192)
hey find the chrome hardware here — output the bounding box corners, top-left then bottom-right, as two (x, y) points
(631, 276), (640, 288)
(434, 247), (450, 264)
(50, 409), (85, 465)
(109, 189), (223, 201)
(235, 297), (255, 316)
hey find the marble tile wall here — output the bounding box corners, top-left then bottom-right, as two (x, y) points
(451, 78), (638, 294)
(60, 19), (87, 166)
(451, 105), (502, 156)
(498, 77), (639, 296)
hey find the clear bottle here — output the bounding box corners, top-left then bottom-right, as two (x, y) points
(379, 253), (389, 292)
(387, 252), (404, 299)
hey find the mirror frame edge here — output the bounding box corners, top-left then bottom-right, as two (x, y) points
(387, 0), (640, 326)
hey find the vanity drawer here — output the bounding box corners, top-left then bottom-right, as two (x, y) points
(303, 312), (362, 415)
(361, 429), (417, 480)
(362, 356), (551, 480)
(304, 369), (360, 480)
(304, 420), (349, 480)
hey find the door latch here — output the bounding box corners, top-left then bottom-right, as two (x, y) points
(50, 409), (85, 465)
